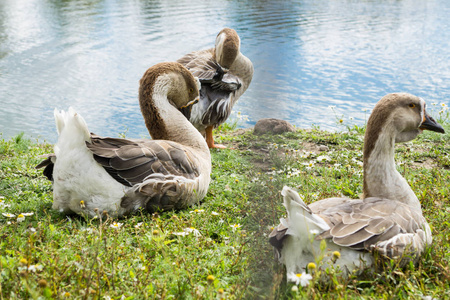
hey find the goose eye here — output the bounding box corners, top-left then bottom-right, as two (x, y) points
(189, 88), (194, 93)
(409, 103), (415, 108)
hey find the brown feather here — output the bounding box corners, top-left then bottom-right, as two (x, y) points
(86, 135), (200, 188)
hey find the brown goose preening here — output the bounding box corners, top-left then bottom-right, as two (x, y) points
(269, 93), (445, 280)
(37, 62), (211, 217)
(177, 28), (254, 149)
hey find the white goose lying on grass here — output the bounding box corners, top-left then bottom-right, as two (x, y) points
(37, 62), (211, 218)
(269, 93), (445, 280)
(177, 28), (254, 149)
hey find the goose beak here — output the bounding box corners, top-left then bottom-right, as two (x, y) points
(419, 113), (445, 133)
(179, 96), (199, 120)
(184, 96), (199, 108)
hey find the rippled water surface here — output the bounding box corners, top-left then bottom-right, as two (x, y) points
(1, 0), (449, 142)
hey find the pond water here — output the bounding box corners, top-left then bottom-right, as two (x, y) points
(1, 0), (449, 142)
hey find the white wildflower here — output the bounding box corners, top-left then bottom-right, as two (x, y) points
(184, 227), (201, 237)
(309, 229), (320, 236)
(0, 198), (11, 208)
(80, 227), (94, 233)
(17, 214), (25, 223)
(172, 231), (189, 236)
(316, 155), (331, 162)
(287, 272), (313, 287)
(230, 224), (242, 231)
(2, 213), (15, 218)
(21, 264), (43, 273)
(110, 222), (123, 229)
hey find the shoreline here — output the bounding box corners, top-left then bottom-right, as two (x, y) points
(0, 125), (449, 298)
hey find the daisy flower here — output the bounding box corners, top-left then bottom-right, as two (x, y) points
(27, 264), (43, 272)
(173, 227), (201, 237)
(17, 214), (25, 223)
(316, 155), (331, 162)
(287, 272), (313, 287)
(2, 213), (15, 218)
(19, 264), (43, 273)
(184, 227), (201, 237)
(230, 224), (242, 231)
(309, 229), (320, 236)
(0, 197), (10, 208)
(110, 222), (123, 229)
(172, 231), (189, 236)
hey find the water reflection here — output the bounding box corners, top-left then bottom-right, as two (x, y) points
(0, 0), (449, 142)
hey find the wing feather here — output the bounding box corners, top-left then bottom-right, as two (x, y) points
(86, 136), (200, 188)
(177, 49), (219, 81)
(178, 49), (242, 128)
(315, 197), (428, 257)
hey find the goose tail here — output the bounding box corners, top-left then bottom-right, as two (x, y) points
(54, 108), (91, 152)
(281, 186), (330, 238)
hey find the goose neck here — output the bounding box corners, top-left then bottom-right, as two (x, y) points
(363, 124), (420, 209)
(140, 77), (209, 153)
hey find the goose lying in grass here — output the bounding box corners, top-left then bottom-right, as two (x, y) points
(37, 62), (211, 218)
(177, 28), (254, 149)
(269, 93), (445, 280)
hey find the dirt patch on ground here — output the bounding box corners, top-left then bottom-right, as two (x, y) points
(224, 129), (335, 172)
(223, 128), (445, 171)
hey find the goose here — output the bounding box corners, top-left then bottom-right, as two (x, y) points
(177, 28), (254, 149)
(36, 62), (211, 218)
(269, 93), (445, 279)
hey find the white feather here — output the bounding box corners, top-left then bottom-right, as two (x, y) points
(52, 108), (128, 217)
(280, 187), (373, 277)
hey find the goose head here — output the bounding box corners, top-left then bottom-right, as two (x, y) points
(214, 28), (241, 69)
(139, 62), (201, 139)
(363, 93), (445, 202)
(365, 93), (444, 147)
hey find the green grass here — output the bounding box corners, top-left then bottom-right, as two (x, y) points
(0, 122), (449, 299)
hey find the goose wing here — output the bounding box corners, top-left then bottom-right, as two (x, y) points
(86, 136), (199, 186)
(86, 135), (202, 212)
(315, 197), (430, 258)
(178, 50), (242, 128)
(177, 49), (241, 90)
(35, 153), (56, 181)
(177, 49), (222, 82)
(270, 197), (430, 260)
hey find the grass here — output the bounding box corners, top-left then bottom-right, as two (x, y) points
(0, 119), (449, 299)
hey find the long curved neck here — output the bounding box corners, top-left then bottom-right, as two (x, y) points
(140, 76), (209, 152)
(232, 53), (253, 84)
(363, 122), (420, 209)
(229, 53), (253, 98)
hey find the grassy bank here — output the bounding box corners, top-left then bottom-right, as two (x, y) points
(0, 122), (449, 299)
